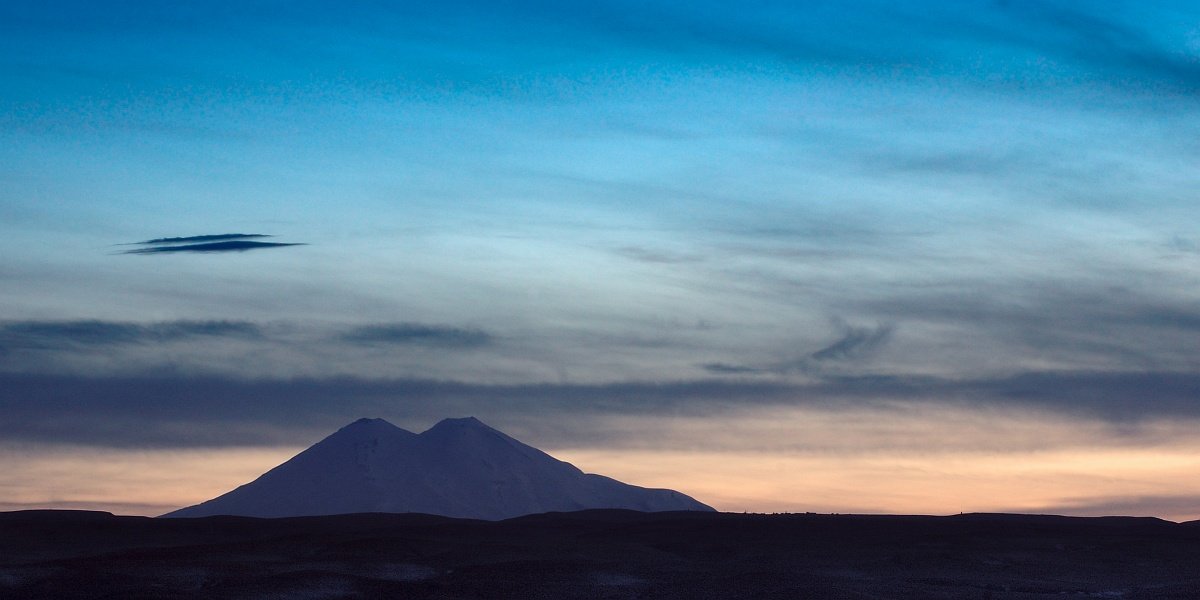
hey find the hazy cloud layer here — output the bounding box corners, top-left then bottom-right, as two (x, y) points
(3, 369), (1199, 448)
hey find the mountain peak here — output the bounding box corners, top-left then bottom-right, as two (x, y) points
(428, 416), (489, 430)
(350, 417), (390, 426)
(420, 416), (513, 448)
(439, 415), (484, 425)
(340, 416), (399, 430)
(330, 417), (411, 440)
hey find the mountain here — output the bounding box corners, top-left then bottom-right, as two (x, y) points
(163, 417), (714, 519)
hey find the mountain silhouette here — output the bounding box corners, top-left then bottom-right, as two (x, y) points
(163, 417), (713, 519)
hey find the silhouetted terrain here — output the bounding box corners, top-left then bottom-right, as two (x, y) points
(2, 509), (1200, 599)
(167, 417), (712, 519)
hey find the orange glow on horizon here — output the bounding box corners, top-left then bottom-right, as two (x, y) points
(4, 405), (1199, 522)
(553, 446), (1200, 522)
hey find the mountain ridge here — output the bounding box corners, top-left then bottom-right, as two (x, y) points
(163, 417), (713, 519)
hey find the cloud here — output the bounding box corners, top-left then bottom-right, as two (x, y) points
(861, 149), (1030, 178)
(0, 373), (796, 447)
(3, 369), (1200, 448)
(857, 281), (1200, 374)
(134, 233), (273, 245)
(497, 0), (1200, 97)
(0, 319), (498, 376)
(989, 1), (1200, 92)
(1165, 235), (1198, 254)
(122, 241), (305, 254)
(700, 362), (764, 375)
(0, 319), (263, 351)
(959, 371), (1200, 420)
(614, 246), (703, 264)
(810, 322), (894, 362)
(703, 322), (895, 375)
(339, 323), (493, 348)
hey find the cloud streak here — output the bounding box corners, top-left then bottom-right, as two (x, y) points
(339, 323), (493, 348)
(988, 0), (1200, 93)
(0, 319), (503, 379)
(134, 233), (273, 245)
(0, 320), (263, 352)
(122, 241), (305, 254)
(486, 0), (1200, 98)
(810, 322), (894, 362)
(703, 322), (895, 375)
(3, 369), (1199, 448)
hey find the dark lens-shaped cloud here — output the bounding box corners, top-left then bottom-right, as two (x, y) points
(123, 241), (305, 254)
(340, 323), (492, 348)
(0, 319), (262, 351)
(135, 234), (273, 245)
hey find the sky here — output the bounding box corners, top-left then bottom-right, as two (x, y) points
(3, 0), (1200, 520)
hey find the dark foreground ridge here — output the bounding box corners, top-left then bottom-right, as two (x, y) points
(3, 510), (1199, 599)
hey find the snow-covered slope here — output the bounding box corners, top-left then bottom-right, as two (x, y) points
(163, 417), (714, 519)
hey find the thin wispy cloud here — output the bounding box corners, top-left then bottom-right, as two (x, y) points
(0, 319), (263, 351)
(0, 319), (498, 363)
(340, 323), (493, 348)
(702, 322), (895, 376)
(483, 0), (1200, 96)
(615, 246), (703, 265)
(700, 363), (765, 375)
(810, 322), (894, 362)
(1165, 235), (1198, 254)
(988, 1), (1200, 93)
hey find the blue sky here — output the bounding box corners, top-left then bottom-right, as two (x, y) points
(3, 1), (1200, 517)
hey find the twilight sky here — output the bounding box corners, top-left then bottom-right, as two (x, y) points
(3, 0), (1200, 520)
